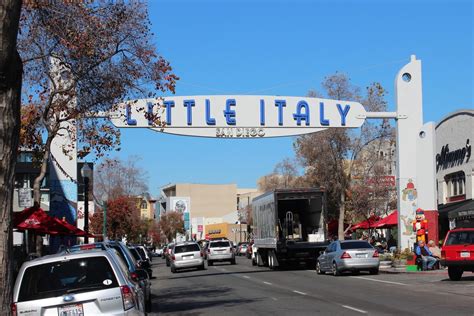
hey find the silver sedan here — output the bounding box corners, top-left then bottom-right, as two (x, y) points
(316, 240), (380, 276)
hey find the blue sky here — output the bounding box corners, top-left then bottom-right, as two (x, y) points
(114, 0), (473, 196)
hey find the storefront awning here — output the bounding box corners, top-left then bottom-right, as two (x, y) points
(446, 200), (474, 220)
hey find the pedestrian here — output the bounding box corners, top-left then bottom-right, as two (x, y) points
(415, 240), (438, 270)
(427, 240), (441, 259)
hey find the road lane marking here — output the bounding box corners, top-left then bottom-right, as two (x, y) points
(292, 290), (307, 296)
(263, 281), (273, 285)
(242, 275), (250, 279)
(341, 305), (368, 314)
(350, 276), (407, 286)
(271, 297), (278, 301)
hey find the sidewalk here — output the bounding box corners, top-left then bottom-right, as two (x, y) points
(379, 266), (448, 274)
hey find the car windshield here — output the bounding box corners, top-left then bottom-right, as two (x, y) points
(18, 257), (119, 302)
(211, 241), (231, 248)
(174, 244), (200, 253)
(340, 241), (373, 250)
(445, 231), (474, 245)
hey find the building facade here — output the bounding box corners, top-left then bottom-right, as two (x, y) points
(161, 183), (260, 240)
(436, 110), (474, 238)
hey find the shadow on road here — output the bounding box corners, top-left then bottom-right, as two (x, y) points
(166, 269), (274, 280)
(151, 285), (258, 314)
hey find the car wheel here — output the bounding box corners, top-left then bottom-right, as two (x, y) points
(448, 266), (463, 281)
(170, 266), (176, 273)
(231, 258), (236, 265)
(252, 258), (257, 266)
(316, 261), (324, 275)
(369, 268), (379, 275)
(332, 262), (340, 276)
(208, 260), (213, 266)
(352, 270), (360, 275)
(199, 263), (206, 270)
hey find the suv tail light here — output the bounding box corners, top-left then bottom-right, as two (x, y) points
(11, 303), (17, 316)
(207, 248), (210, 253)
(372, 251), (379, 258)
(130, 272), (138, 281)
(171, 255), (176, 261)
(441, 250), (446, 259)
(121, 285), (135, 311)
(341, 252), (352, 259)
(200, 251), (204, 257)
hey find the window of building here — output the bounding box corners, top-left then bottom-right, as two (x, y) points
(141, 200), (147, 209)
(444, 172), (466, 202)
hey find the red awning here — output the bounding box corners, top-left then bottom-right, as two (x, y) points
(373, 210), (398, 228)
(350, 215), (381, 230)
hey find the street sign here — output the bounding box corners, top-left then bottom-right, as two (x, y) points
(109, 95), (367, 138)
(18, 188), (32, 208)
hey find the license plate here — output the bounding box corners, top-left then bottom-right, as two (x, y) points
(356, 253), (367, 258)
(58, 303), (84, 316)
(460, 252), (470, 258)
(183, 255), (193, 260)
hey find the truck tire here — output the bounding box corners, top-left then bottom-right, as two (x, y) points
(269, 252), (274, 270)
(448, 267), (463, 281)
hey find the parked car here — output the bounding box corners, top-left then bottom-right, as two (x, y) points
(129, 246), (153, 278)
(12, 248), (146, 315)
(207, 239), (236, 266)
(170, 242), (205, 273)
(106, 240), (152, 312)
(136, 245), (152, 262)
(165, 243), (175, 267)
(316, 240), (380, 276)
(441, 228), (474, 281)
(155, 247), (163, 257)
(238, 243), (249, 256)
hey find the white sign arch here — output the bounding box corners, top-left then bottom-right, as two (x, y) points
(108, 55), (438, 250)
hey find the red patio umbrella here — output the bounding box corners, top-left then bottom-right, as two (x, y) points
(350, 215), (381, 230)
(373, 210), (398, 228)
(49, 217), (91, 237)
(14, 207), (55, 234)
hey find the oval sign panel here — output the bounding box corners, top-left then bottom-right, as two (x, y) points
(109, 95), (367, 138)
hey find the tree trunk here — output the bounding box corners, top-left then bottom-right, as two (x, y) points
(0, 0), (22, 314)
(338, 190), (346, 241)
(32, 135), (53, 204)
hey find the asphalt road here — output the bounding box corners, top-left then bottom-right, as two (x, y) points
(150, 256), (474, 315)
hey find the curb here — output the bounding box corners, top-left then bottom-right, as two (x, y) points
(379, 268), (448, 275)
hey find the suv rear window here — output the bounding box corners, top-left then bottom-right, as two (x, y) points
(210, 241), (231, 248)
(174, 244), (200, 253)
(18, 257), (118, 302)
(341, 241), (373, 249)
(445, 231), (474, 245)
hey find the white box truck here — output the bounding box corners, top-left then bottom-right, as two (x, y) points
(252, 188), (329, 269)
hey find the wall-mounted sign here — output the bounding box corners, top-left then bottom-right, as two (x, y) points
(436, 139), (471, 172)
(109, 96), (367, 138)
(18, 188), (32, 208)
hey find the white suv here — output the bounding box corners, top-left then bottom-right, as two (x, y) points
(170, 242), (205, 273)
(207, 240), (236, 266)
(12, 248), (145, 315)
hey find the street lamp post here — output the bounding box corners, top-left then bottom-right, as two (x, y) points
(81, 163), (92, 244)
